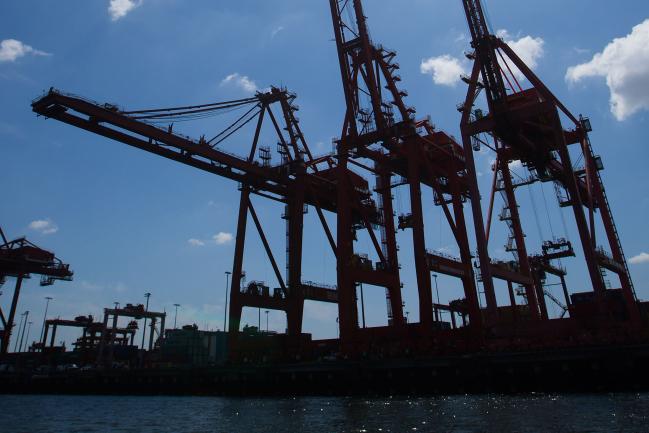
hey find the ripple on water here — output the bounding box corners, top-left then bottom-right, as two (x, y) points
(0, 394), (648, 433)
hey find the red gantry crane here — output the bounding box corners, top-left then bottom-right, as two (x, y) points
(0, 226), (73, 353)
(328, 0), (483, 353)
(30, 0), (644, 360)
(31, 1), (486, 357)
(31, 88), (363, 355)
(458, 0), (640, 327)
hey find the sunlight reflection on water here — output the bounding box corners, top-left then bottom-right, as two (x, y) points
(1, 393), (648, 432)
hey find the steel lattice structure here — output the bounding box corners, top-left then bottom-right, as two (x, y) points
(0, 227), (73, 353)
(29, 0), (643, 360)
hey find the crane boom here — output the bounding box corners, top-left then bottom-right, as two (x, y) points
(32, 88), (379, 219)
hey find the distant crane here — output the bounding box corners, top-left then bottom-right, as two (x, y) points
(0, 226), (73, 353)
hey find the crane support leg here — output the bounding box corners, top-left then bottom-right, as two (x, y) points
(1, 276), (23, 354)
(407, 144), (433, 329)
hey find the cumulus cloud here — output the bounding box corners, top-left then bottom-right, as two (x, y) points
(566, 19), (649, 121)
(420, 29), (543, 87)
(220, 73), (258, 94)
(496, 29), (545, 79)
(420, 54), (467, 86)
(213, 232), (234, 245)
(0, 39), (50, 62)
(28, 219), (58, 235)
(629, 252), (649, 265)
(188, 238), (206, 247)
(271, 26), (285, 39)
(109, 0), (141, 21)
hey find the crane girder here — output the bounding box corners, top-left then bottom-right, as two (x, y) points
(31, 90), (381, 219)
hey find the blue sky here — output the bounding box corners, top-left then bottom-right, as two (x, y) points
(1, 0), (649, 348)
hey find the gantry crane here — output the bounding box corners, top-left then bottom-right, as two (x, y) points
(0, 226), (73, 353)
(30, 0), (645, 360)
(31, 87), (376, 353)
(329, 0), (483, 350)
(458, 0), (640, 326)
(32, 2), (487, 357)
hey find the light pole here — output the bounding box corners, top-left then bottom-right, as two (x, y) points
(141, 292), (151, 349)
(224, 271), (231, 333)
(114, 302), (120, 310)
(359, 283), (366, 329)
(23, 321), (33, 352)
(336, 316), (339, 338)
(39, 297), (52, 343)
(433, 274), (440, 322)
(13, 311), (25, 352)
(265, 310), (269, 333)
(17, 311), (29, 353)
(405, 311), (410, 324)
(173, 304), (180, 329)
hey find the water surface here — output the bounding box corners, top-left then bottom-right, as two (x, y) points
(1, 394), (647, 432)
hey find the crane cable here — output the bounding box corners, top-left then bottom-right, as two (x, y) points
(207, 105), (262, 147)
(526, 183), (544, 243)
(122, 96), (258, 115)
(137, 105), (251, 124)
(540, 182), (556, 240)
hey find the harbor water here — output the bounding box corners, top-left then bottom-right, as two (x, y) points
(0, 393), (648, 432)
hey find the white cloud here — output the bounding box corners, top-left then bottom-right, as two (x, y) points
(420, 30), (544, 87)
(420, 54), (467, 86)
(79, 280), (128, 293)
(220, 73), (258, 94)
(271, 26), (285, 39)
(109, 0), (141, 21)
(629, 252), (649, 265)
(28, 219), (58, 235)
(188, 238), (206, 247)
(81, 281), (102, 292)
(113, 282), (128, 293)
(213, 232), (234, 245)
(434, 245), (458, 256)
(509, 160), (524, 172)
(0, 39), (50, 62)
(496, 29), (545, 79)
(566, 19), (649, 121)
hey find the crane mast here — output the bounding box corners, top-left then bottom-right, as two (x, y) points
(462, 0), (507, 105)
(330, 0), (484, 345)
